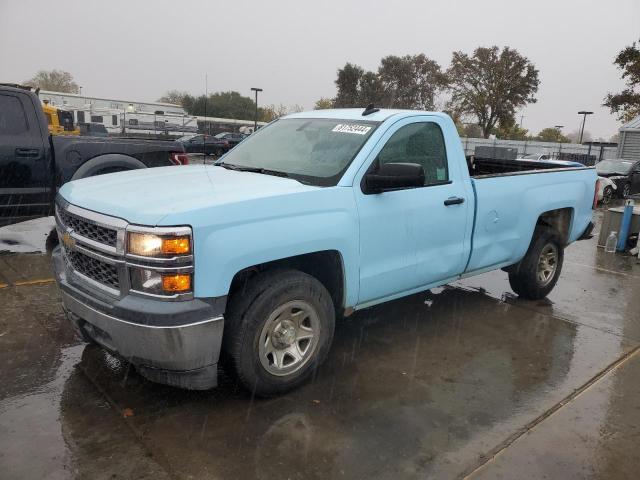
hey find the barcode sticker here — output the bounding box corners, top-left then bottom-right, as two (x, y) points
(331, 124), (372, 135)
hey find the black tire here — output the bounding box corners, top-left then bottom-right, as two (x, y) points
(602, 186), (613, 205)
(222, 269), (335, 397)
(508, 227), (564, 300)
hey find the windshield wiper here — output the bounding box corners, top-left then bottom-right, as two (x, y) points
(217, 162), (260, 172)
(217, 162), (292, 179)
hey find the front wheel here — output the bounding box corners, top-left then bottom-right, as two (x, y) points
(223, 270), (335, 396)
(508, 227), (564, 300)
(602, 186), (613, 205)
(622, 183), (631, 198)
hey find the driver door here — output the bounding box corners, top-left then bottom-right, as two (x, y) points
(354, 117), (471, 305)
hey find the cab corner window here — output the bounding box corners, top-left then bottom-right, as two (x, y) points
(377, 122), (448, 185)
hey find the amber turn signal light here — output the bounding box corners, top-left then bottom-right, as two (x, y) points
(162, 274), (191, 293)
(128, 232), (191, 257)
(161, 237), (191, 255)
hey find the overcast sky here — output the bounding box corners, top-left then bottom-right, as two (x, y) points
(1, 0), (638, 138)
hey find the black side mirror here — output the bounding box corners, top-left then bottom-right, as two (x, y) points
(363, 162), (425, 194)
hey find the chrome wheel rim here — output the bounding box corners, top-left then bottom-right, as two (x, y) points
(258, 300), (320, 376)
(537, 243), (558, 286)
(603, 187), (612, 204)
(623, 184), (631, 197)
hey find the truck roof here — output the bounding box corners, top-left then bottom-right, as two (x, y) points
(284, 108), (450, 123)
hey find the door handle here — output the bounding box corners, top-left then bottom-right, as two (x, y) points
(444, 197), (465, 206)
(15, 148), (40, 158)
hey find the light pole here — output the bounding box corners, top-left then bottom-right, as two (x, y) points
(251, 87), (262, 132)
(577, 111), (593, 144)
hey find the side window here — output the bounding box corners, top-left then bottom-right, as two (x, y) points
(0, 95), (29, 134)
(77, 111), (85, 123)
(377, 122), (448, 185)
(91, 115), (103, 123)
(112, 115), (118, 126)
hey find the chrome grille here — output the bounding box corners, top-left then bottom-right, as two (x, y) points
(58, 209), (117, 247)
(64, 247), (120, 290)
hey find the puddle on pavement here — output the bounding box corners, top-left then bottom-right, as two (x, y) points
(1, 225), (639, 479)
(8, 286), (628, 480)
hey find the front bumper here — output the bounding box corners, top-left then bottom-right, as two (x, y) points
(53, 246), (225, 390)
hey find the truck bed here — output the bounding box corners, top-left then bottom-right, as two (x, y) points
(464, 159), (596, 275)
(468, 157), (589, 178)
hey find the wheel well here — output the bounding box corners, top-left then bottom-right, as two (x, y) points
(228, 251), (345, 312)
(71, 154), (146, 180)
(536, 208), (573, 245)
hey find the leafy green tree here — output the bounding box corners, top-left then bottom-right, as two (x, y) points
(604, 38), (640, 123)
(314, 97), (334, 109)
(447, 46), (540, 138)
(333, 55), (446, 110)
(24, 69), (80, 93)
(377, 54), (447, 110)
(178, 91), (263, 120)
(536, 127), (570, 143)
(334, 63), (365, 107)
(462, 124), (483, 138)
(495, 121), (529, 140)
(358, 71), (386, 106)
(157, 90), (190, 105)
(261, 104), (289, 122)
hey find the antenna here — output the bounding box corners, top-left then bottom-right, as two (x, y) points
(362, 104), (379, 116)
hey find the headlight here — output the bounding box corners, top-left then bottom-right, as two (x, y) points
(127, 232), (191, 257)
(130, 268), (192, 295)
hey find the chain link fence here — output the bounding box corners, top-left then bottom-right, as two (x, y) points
(460, 137), (618, 166)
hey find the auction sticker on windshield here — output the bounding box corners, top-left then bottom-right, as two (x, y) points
(332, 124), (372, 135)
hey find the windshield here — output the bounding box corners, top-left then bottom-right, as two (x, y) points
(596, 159), (634, 175)
(214, 133), (228, 139)
(218, 118), (379, 186)
(520, 153), (541, 160)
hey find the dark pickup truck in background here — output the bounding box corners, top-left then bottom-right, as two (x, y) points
(0, 85), (188, 227)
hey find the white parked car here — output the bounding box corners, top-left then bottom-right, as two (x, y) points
(597, 176), (617, 205)
(517, 153), (552, 161)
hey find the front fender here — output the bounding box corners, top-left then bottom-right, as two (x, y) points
(190, 189), (360, 307)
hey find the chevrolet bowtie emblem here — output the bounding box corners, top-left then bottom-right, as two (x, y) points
(61, 231), (76, 249)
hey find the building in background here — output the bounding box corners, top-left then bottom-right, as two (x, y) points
(618, 116), (640, 161)
(37, 90), (264, 137)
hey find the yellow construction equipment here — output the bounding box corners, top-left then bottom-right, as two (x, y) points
(42, 101), (79, 135)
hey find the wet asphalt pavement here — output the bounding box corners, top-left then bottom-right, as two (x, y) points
(1, 211), (639, 479)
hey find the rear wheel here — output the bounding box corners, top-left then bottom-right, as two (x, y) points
(602, 186), (613, 205)
(508, 227), (564, 300)
(223, 270), (335, 396)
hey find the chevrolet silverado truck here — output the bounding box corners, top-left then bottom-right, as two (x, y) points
(0, 85), (188, 227)
(52, 107), (597, 396)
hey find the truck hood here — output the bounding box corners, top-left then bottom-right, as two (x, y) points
(59, 165), (319, 226)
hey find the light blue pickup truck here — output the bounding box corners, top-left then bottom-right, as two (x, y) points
(52, 107), (597, 395)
